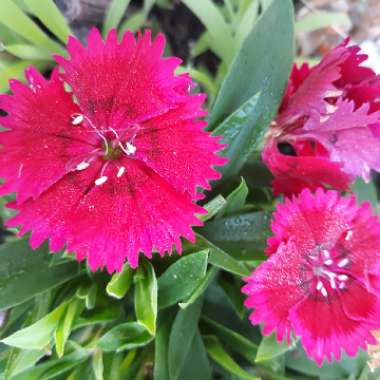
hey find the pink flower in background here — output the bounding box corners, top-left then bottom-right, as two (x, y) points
(263, 40), (380, 196)
(242, 188), (380, 366)
(0, 29), (226, 272)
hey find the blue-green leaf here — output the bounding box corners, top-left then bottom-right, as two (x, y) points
(158, 249), (208, 309)
(168, 299), (203, 380)
(0, 239), (81, 311)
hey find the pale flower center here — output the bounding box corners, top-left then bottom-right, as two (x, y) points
(70, 113), (137, 186)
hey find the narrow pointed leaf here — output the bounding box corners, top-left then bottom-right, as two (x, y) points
(24, 0), (71, 44)
(168, 299), (203, 380)
(106, 265), (134, 300)
(134, 261), (157, 335)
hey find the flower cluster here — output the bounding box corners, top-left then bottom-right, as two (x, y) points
(245, 41), (380, 366)
(0, 29), (225, 272)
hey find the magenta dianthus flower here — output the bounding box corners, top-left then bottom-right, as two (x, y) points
(0, 29), (226, 272)
(263, 40), (380, 196)
(243, 188), (380, 365)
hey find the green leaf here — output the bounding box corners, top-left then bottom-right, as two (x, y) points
(218, 274), (246, 319)
(204, 335), (260, 380)
(55, 298), (82, 358)
(2, 44), (52, 60)
(134, 260), (157, 335)
(352, 178), (378, 210)
(0, 61), (31, 93)
(295, 11), (351, 34)
(158, 249), (209, 309)
(74, 303), (122, 329)
(256, 333), (297, 362)
(97, 322), (153, 352)
(200, 194), (227, 222)
(0, 239), (81, 310)
(3, 348), (45, 379)
(179, 266), (219, 309)
(76, 282), (97, 310)
(212, 93), (262, 177)
(106, 265), (134, 300)
(0, 0), (63, 53)
(143, 0), (156, 15)
(182, 0), (235, 64)
(92, 349), (104, 380)
(154, 310), (174, 380)
(103, 0), (131, 35)
(1, 301), (68, 350)
(168, 299), (203, 380)
(236, 0), (260, 45)
(203, 317), (257, 365)
(209, 0), (294, 173)
(219, 177), (248, 217)
(23, 0), (72, 44)
(201, 212), (271, 261)
(195, 234), (250, 276)
(119, 11), (146, 35)
(178, 330), (212, 380)
(12, 343), (90, 380)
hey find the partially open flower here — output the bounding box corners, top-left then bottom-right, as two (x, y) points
(263, 40), (380, 196)
(243, 188), (380, 366)
(0, 29), (226, 272)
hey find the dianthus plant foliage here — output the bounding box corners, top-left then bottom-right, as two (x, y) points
(0, 1), (379, 380)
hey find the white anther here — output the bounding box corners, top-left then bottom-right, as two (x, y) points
(321, 287), (328, 297)
(324, 259), (333, 266)
(338, 274), (348, 281)
(95, 176), (108, 186)
(330, 277), (336, 289)
(322, 250), (330, 259)
(76, 161), (90, 171)
(117, 166), (125, 178)
(71, 114), (84, 125)
(125, 142), (136, 155)
(18, 164), (24, 178)
(316, 281), (323, 290)
(337, 258), (349, 268)
(345, 230), (353, 241)
(339, 282), (345, 289)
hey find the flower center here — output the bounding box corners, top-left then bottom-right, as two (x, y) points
(311, 248), (350, 297)
(303, 231), (353, 298)
(70, 113), (137, 186)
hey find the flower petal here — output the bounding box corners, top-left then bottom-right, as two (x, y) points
(55, 29), (186, 129)
(0, 67), (97, 203)
(8, 158), (204, 272)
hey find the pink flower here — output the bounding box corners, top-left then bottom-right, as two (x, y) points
(242, 188), (380, 366)
(0, 29), (226, 272)
(263, 40), (380, 196)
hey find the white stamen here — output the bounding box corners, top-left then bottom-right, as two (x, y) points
(76, 161), (90, 171)
(339, 282), (345, 289)
(95, 176), (108, 186)
(117, 166), (125, 178)
(125, 142), (136, 155)
(316, 281), (323, 290)
(325, 103), (338, 114)
(18, 164), (24, 178)
(324, 259), (333, 266)
(71, 114), (84, 125)
(338, 258), (349, 268)
(321, 287), (328, 297)
(322, 250), (330, 259)
(330, 277), (336, 289)
(345, 230), (353, 241)
(338, 274), (348, 281)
